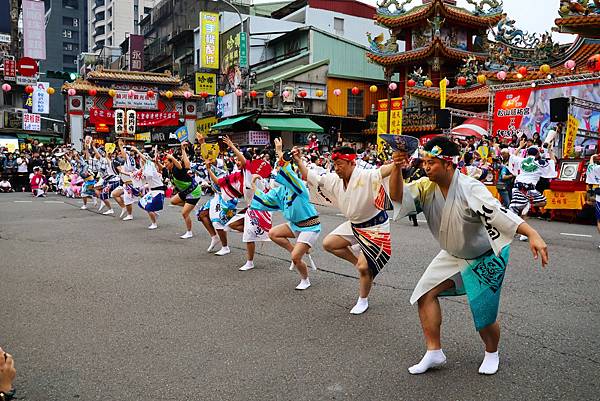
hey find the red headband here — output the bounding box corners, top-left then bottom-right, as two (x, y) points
(331, 152), (356, 162)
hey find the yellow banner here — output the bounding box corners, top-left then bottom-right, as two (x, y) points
(200, 12), (219, 69)
(390, 97), (403, 135)
(196, 116), (218, 137)
(201, 143), (220, 161)
(543, 190), (586, 210)
(440, 78), (447, 109)
(195, 72), (216, 95)
(377, 99), (389, 153)
(135, 132), (150, 142)
(563, 115), (579, 157)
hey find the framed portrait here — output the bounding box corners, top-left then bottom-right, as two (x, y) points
(558, 160), (582, 181)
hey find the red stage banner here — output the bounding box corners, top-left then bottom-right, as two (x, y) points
(89, 108), (179, 127)
(492, 87), (533, 138)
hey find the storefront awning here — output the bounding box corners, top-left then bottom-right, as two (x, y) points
(211, 114), (255, 130)
(16, 133), (64, 144)
(257, 118), (323, 133)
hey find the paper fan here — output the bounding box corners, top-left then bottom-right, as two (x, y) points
(249, 159), (272, 179)
(379, 134), (419, 154)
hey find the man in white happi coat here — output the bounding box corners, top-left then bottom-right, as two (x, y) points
(393, 136), (549, 375)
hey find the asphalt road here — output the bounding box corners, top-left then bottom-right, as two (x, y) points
(1, 192), (599, 401)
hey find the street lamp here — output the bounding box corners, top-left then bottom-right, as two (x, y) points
(211, 0), (248, 75)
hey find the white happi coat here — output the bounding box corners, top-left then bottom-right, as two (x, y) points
(400, 170), (524, 304)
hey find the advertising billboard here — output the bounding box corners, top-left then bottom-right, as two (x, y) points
(493, 79), (600, 148)
(200, 12), (219, 69)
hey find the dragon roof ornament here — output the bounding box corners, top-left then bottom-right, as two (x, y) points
(558, 0), (600, 18)
(376, 0), (503, 16)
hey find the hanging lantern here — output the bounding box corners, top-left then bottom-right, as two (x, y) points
(564, 59), (576, 70)
(218, 90), (226, 97)
(201, 91), (209, 98)
(235, 88), (243, 97)
(457, 77), (467, 86)
(315, 89), (324, 97)
(407, 79), (416, 88)
(388, 82), (397, 91)
(518, 66), (528, 76)
(266, 90), (274, 98)
(587, 54), (600, 72)
(147, 90), (155, 98)
(282, 90), (290, 98)
(540, 64), (551, 74)
(333, 88), (342, 96)
(369, 85), (378, 93)
(423, 80), (432, 88)
(46, 87), (55, 95)
(88, 89), (97, 96)
(1, 83), (11, 92)
(477, 74), (487, 85)
(496, 71), (507, 80)
(183, 91), (192, 99)
(249, 90), (257, 98)
(516, 73), (524, 80)
(67, 88), (77, 96)
(351, 86), (360, 95)
(128, 89), (135, 97)
(25, 85), (34, 94)
(298, 90), (307, 98)
(108, 89), (116, 97)
(165, 90), (174, 99)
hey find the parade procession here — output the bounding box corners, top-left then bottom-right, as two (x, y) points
(1, 1), (600, 400)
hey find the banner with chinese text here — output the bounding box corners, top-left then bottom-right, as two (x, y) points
(90, 108), (179, 127)
(195, 73), (217, 95)
(564, 115), (579, 157)
(200, 12), (219, 69)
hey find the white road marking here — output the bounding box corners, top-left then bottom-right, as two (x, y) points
(336, 213), (344, 216)
(44, 201), (65, 204)
(14, 200), (32, 203)
(417, 219), (428, 223)
(560, 232), (592, 238)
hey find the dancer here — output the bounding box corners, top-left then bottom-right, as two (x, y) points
(132, 146), (165, 230)
(250, 138), (318, 289)
(111, 140), (140, 221)
(586, 153), (600, 248)
(508, 140), (557, 241)
(91, 144), (118, 215)
(79, 147), (97, 210)
(393, 136), (548, 375)
(294, 145), (406, 314)
(164, 141), (202, 238)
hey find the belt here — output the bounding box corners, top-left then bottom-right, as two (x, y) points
(294, 216), (320, 228)
(351, 210), (388, 229)
(516, 182), (535, 190)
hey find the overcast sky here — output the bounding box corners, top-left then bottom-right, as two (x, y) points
(255, 0), (574, 43)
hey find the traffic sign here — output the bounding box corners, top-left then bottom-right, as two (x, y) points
(239, 32), (247, 68)
(17, 57), (39, 77)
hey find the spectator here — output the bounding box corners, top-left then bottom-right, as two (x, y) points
(15, 152), (30, 192)
(3, 154), (17, 188)
(0, 346), (16, 400)
(0, 177), (13, 193)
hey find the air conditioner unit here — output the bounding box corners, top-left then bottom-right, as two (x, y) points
(282, 86), (295, 103)
(204, 102), (215, 113)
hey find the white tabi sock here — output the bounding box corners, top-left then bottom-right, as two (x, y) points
(207, 235), (220, 252)
(180, 231), (193, 239)
(408, 349), (447, 375)
(295, 278), (311, 290)
(239, 261), (254, 271)
(350, 297), (369, 315)
(215, 246), (230, 256)
(478, 351), (499, 375)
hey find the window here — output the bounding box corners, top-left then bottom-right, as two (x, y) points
(144, 7), (152, 15)
(108, 8), (112, 17)
(62, 0), (78, 10)
(334, 17), (344, 35)
(107, 37), (112, 45)
(347, 89), (363, 117)
(63, 55), (77, 65)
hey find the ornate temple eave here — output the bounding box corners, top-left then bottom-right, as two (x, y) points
(375, 0), (502, 30)
(407, 85), (489, 106)
(367, 37), (487, 67)
(85, 68), (183, 85)
(61, 80), (198, 99)
(554, 15), (600, 38)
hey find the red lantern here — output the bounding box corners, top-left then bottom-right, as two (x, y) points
(457, 76), (467, 87)
(518, 66), (528, 76)
(351, 86), (360, 95)
(407, 79), (416, 88)
(88, 89), (97, 96)
(250, 90), (257, 97)
(587, 54), (600, 72)
(25, 85), (34, 94)
(298, 90), (307, 98)
(147, 90), (155, 98)
(201, 91), (209, 98)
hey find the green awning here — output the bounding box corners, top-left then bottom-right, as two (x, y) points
(16, 133), (63, 144)
(257, 118), (323, 133)
(211, 114), (254, 130)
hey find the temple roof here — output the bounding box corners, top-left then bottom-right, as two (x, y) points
(407, 85), (489, 106)
(481, 38), (600, 81)
(554, 14), (600, 39)
(375, 0), (503, 30)
(85, 68), (183, 85)
(367, 37), (487, 66)
(61, 79), (197, 99)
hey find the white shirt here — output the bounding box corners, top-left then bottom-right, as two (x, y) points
(17, 157), (29, 173)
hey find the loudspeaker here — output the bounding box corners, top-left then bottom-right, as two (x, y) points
(550, 97), (569, 122)
(436, 109), (451, 129)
